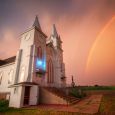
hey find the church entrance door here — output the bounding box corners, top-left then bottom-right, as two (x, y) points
(23, 86), (30, 105)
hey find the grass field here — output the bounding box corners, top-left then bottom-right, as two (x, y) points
(80, 86), (115, 91)
(98, 93), (115, 114)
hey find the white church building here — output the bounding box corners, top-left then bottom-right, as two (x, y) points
(0, 16), (66, 108)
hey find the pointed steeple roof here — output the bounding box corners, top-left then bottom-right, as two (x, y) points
(51, 24), (58, 37)
(33, 16), (41, 30)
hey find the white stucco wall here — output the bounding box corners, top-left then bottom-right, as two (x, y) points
(0, 63), (15, 92)
(9, 86), (25, 108)
(18, 28), (35, 83)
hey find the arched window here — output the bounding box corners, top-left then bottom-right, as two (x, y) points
(47, 60), (54, 83)
(20, 66), (25, 82)
(36, 46), (44, 71)
(8, 69), (14, 84)
(37, 46), (42, 59)
(0, 71), (3, 85)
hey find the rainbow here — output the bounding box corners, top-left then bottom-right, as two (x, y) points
(86, 16), (115, 74)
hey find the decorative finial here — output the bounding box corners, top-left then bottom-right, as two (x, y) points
(51, 24), (58, 37)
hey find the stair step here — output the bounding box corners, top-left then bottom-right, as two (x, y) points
(68, 98), (78, 102)
(69, 99), (80, 105)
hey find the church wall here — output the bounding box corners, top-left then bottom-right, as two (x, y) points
(32, 29), (46, 85)
(17, 28), (35, 83)
(0, 63), (15, 93)
(56, 50), (66, 87)
(9, 86), (25, 108)
(54, 52), (62, 87)
(18, 45), (34, 82)
(20, 28), (35, 49)
(14, 49), (22, 83)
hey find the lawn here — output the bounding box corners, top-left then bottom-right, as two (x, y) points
(80, 86), (115, 91)
(98, 93), (115, 114)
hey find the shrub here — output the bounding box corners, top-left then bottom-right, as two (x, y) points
(70, 87), (86, 98)
(0, 100), (9, 112)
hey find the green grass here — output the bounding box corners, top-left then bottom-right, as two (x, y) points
(80, 86), (115, 91)
(99, 93), (115, 113)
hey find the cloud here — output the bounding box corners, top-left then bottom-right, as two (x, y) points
(0, 0), (115, 85)
(0, 29), (19, 59)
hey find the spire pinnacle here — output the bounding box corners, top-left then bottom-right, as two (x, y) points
(33, 16), (41, 30)
(51, 24), (58, 37)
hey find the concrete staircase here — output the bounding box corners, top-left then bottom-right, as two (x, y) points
(43, 87), (80, 105)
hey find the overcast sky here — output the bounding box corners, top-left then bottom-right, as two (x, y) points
(0, 0), (115, 85)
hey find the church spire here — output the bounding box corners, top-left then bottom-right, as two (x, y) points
(33, 16), (41, 30)
(51, 24), (58, 37)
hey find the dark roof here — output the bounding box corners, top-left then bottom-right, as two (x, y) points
(0, 56), (16, 66)
(0, 60), (6, 65)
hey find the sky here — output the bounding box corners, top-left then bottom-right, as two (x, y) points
(0, 0), (115, 85)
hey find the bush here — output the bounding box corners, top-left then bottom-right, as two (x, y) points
(70, 87), (86, 98)
(94, 84), (99, 87)
(0, 100), (9, 112)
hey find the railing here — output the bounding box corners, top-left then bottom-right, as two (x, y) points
(39, 81), (72, 88)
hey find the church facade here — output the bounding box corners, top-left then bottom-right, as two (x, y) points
(0, 16), (66, 108)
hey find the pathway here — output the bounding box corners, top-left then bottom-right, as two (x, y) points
(25, 94), (103, 114)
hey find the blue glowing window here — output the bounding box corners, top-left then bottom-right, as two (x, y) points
(36, 58), (46, 71)
(36, 46), (46, 74)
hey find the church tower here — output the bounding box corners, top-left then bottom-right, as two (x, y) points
(14, 16), (46, 83)
(14, 16), (47, 84)
(47, 24), (66, 87)
(9, 16), (47, 108)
